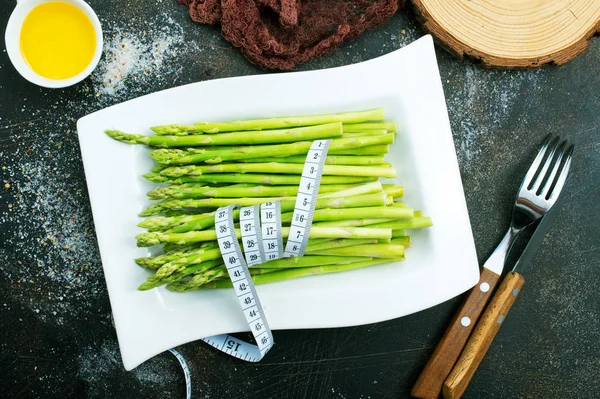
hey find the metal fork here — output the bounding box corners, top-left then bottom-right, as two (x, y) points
(484, 135), (574, 274)
(412, 135), (574, 399)
(441, 136), (574, 399)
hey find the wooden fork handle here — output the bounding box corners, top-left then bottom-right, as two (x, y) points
(411, 268), (501, 399)
(443, 272), (525, 399)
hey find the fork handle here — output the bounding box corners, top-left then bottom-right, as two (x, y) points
(411, 268), (501, 399)
(443, 272), (525, 399)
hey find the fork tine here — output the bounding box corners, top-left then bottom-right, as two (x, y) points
(530, 136), (560, 193)
(547, 144), (574, 201)
(540, 139), (568, 199)
(522, 135), (552, 191)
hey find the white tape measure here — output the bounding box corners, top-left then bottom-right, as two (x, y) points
(168, 349), (192, 399)
(203, 204), (275, 361)
(160, 139), (332, 397)
(166, 139), (333, 379)
(240, 204), (267, 266)
(261, 201), (283, 261)
(284, 139), (331, 257)
(203, 139), (331, 362)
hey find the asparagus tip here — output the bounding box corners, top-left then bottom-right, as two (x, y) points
(105, 129), (143, 144)
(134, 257), (148, 266)
(142, 173), (169, 183)
(136, 232), (160, 246)
(158, 166), (198, 178)
(166, 282), (195, 292)
(150, 124), (189, 135)
(138, 281), (159, 291)
(147, 187), (169, 200)
(150, 149), (183, 165)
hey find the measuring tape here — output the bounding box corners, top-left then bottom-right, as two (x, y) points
(163, 139), (332, 388)
(261, 201), (283, 261)
(169, 349), (192, 399)
(240, 204), (267, 266)
(284, 139), (331, 257)
(203, 139), (331, 362)
(202, 204), (275, 361)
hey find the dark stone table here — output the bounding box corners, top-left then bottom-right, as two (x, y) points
(1, 2), (598, 398)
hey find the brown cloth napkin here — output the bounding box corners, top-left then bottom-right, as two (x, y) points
(177, 0), (406, 70)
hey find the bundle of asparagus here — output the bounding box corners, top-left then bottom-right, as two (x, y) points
(105, 109), (432, 293)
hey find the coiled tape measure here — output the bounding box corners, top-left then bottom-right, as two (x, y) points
(202, 139), (330, 359)
(168, 139), (331, 396)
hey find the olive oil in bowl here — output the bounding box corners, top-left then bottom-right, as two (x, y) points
(20, 1), (97, 80)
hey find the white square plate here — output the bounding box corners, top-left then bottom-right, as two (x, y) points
(78, 35), (479, 370)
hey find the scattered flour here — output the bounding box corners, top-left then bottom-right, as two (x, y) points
(0, 10), (204, 327)
(78, 341), (122, 385)
(396, 26), (419, 48)
(91, 12), (196, 102)
(0, 155), (103, 325)
(445, 65), (546, 167)
(77, 340), (179, 395)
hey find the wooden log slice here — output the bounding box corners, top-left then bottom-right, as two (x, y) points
(412, 0), (600, 67)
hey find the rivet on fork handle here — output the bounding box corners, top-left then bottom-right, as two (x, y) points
(443, 272), (525, 399)
(410, 268), (501, 399)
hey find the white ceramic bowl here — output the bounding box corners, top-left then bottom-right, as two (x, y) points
(4, 0), (103, 88)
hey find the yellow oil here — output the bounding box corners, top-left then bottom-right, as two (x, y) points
(20, 2), (96, 80)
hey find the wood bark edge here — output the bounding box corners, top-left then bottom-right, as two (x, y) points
(412, 0), (600, 68)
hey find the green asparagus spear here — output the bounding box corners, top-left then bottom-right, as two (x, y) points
(305, 239), (377, 253)
(332, 145), (388, 155)
(140, 191), (387, 217)
(341, 130), (390, 137)
(147, 183), (359, 200)
(135, 238), (357, 270)
(369, 216), (434, 230)
(163, 242), (207, 253)
(313, 218), (397, 228)
(384, 185), (404, 198)
(135, 246), (208, 269)
(239, 155), (386, 165)
(247, 255), (369, 269)
(282, 206), (413, 223)
(200, 258), (402, 288)
(308, 243), (404, 258)
(136, 226), (392, 247)
(150, 134), (394, 164)
(138, 259), (223, 290)
(314, 216), (432, 232)
(392, 236), (411, 248)
(166, 267), (228, 292)
(142, 202), (407, 234)
(154, 248), (223, 278)
(151, 109), (385, 135)
(143, 173), (377, 185)
(143, 181), (383, 216)
(157, 163), (396, 179)
(106, 123), (343, 148)
(156, 256), (365, 291)
(164, 267), (278, 292)
(342, 122), (397, 133)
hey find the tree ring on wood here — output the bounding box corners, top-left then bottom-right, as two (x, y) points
(413, 0), (600, 67)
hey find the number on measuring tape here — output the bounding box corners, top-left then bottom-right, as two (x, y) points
(284, 139), (331, 257)
(261, 201), (283, 262)
(240, 205), (266, 267)
(203, 205), (274, 362)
